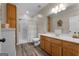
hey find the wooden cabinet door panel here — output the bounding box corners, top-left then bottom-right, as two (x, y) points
(63, 48), (78, 56)
(63, 41), (79, 52)
(40, 36), (45, 50)
(52, 44), (62, 56)
(6, 3), (16, 28)
(40, 39), (44, 50)
(44, 39), (51, 55)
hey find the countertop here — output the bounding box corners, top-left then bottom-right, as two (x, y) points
(40, 33), (79, 44)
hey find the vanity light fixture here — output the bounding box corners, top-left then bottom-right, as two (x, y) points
(51, 3), (66, 14)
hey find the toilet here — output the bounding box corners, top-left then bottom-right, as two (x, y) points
(33, 38), (40, 46)
(32, 33), (40, 46)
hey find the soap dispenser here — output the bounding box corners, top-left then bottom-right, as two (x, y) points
(73, 32), (76, 38)
(78, 32), (79, 38)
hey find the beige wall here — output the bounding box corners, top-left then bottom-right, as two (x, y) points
(38, 3), (79, 33)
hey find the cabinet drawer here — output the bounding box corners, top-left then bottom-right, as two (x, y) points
(63, 41), (79, 52)
(51, 38), (62, 46)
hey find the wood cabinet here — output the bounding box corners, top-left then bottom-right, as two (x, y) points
(40, 35), (79, 56)
(6, 3), (16, 28)
(63, 41), (79, 56)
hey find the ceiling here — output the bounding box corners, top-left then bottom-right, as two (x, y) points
(14, 3), (48, 17)
(13, 3), (75, 17)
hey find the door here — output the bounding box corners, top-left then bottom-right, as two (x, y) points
(0, 3), (16, 56)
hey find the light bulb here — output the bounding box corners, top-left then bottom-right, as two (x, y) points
(51, 3), (66, 14)
(52, 8), (57, 14)
(62, 7), (66, 10)
(59, 4), (66, 11)
(59, 4), (64, 8)
(55, 6), (58, 11)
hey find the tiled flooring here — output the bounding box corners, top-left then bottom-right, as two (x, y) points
(16, 43), (49, 56)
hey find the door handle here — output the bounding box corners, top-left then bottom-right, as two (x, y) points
(0, 38), (6, 43)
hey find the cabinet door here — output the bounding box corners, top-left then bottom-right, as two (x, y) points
(63, 41), (79, 56)
(40, 36), (45, 50)
(52, 44), (62, 56)
(63, 48), (78, 56)
(44, 39), (51, 55)
(6, 3), (16, 28)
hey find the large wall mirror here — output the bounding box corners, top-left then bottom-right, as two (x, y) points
(69, 16), (79, 34)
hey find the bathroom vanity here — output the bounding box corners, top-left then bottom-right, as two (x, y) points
(40, 33), (79, 56)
